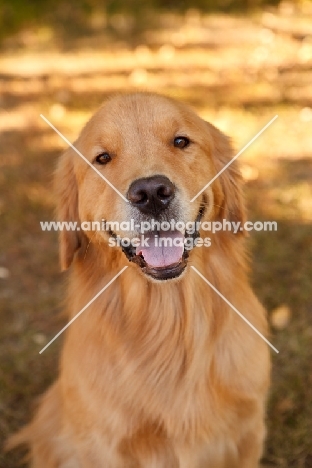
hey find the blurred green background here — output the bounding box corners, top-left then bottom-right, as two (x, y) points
(0, 0), (312, 467)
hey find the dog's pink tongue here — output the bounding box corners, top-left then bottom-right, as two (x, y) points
(137, 230), (184, 268)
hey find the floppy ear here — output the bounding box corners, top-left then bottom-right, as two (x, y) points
(206, 121), (246, 229)
(54, 148), (81, 270)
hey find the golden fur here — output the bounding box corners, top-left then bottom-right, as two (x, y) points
(7, 93), (270, 467)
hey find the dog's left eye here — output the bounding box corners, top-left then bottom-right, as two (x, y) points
(95, 152), (112, 165)
(173, 136), (190, 149)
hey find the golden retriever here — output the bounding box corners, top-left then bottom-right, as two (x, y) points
(8, 92), (270, 467)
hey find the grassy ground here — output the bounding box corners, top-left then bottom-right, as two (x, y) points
(0, 4), (312, 467)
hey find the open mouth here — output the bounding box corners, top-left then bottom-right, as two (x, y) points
(132, 229), (189, 280)
(107, 199), (206, 281)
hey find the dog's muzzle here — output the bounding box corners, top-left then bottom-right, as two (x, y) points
(108, 196), (206, 281)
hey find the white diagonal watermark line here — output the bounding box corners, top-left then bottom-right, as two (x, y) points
(40, 114), (128, 203)
(39, 266), (128, 354)
(190, 115), (278, 203)
(191, 266), (279, 353)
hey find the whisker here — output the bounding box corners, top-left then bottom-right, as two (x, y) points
(200, 200), (237, 218)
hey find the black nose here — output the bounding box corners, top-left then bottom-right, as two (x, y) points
(127, 175), (175, 216)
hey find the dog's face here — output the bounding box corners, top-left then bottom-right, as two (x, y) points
(56, 93), (245, 281)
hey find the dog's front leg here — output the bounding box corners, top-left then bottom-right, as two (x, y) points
(235, 423), (266, 468)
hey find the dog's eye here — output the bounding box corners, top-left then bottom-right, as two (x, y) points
(173, 136), (190, 149)
(95, 152), (112, 165)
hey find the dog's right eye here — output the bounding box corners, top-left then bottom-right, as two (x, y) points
(95, 152), (112, 165)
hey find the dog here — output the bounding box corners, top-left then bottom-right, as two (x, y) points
(8, 92), (270, 467)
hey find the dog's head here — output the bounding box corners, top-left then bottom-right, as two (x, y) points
(55, 93), (245, 281)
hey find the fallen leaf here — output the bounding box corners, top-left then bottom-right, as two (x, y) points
(270, 304), (291, 330)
